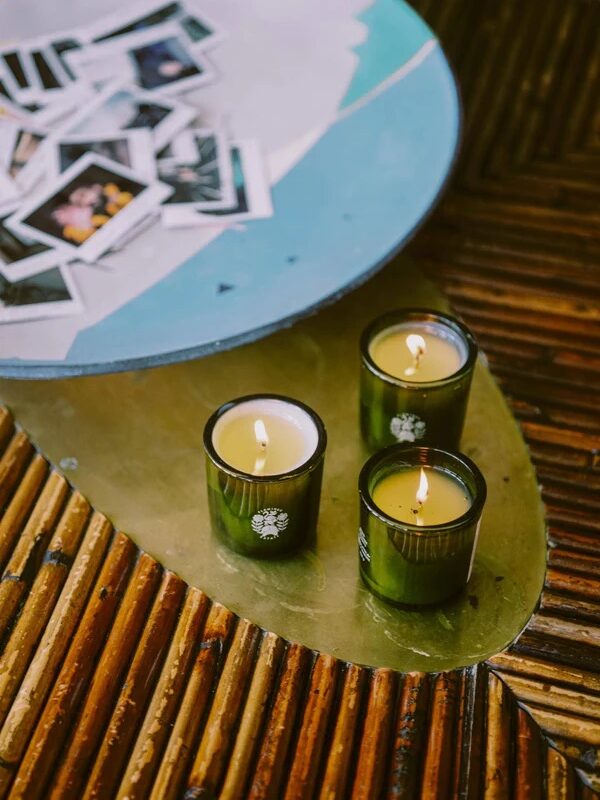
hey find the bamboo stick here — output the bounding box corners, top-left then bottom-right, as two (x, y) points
(149, 602), (235, 800)
(8, 532), (136, 800)
(219, 632), (284, 800)
(0, 511), (112, 798)
(82, 570), (185, 800)
(284, 653), (338, 800)
(319, 664), (366, 800)
(350, 668), (397, 800)
(248, 643), (311, 800)
(514, 707), (543, 800)
(0, 432), (33, 512)
(483, 672), (512, 800)
(0, 471), (68, 639)
(501, 672), (600, 720)
(540, 592), (600, 626)
(527, 614), (600, 649)
(513, 629), (600, 673)
(116, 587), (209, 800)
(450, 669), (469, 799)
(48, 552), (162, 800)
(546, 746), (576, 800)
(0, 491), (90, 727)
(525, 704), (600, 746)
(488, 652), (600, 693)
(186, 618), (261, 797)
(0, 409), (13, 452)
(452, 666), (486, 800)
(0, 455), (47, 573)
(385, 672), (430, 800)
(420, 672), (460, 799)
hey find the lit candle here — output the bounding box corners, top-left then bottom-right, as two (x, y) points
(212, 402), (315, 476)
(360, 309), (478, 451)
(359, 446), (486, 606)
(370, 327), (464, 382)
(204, 395), (327, 557)
(372, 466), (471, 527)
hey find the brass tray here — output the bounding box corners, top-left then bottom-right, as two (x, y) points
(0, 259), (546, 673)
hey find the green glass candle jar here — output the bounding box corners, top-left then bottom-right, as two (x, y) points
(358, 445), (487, 606)
(360, 309), (478, 451)
(203, 394), (327, 558)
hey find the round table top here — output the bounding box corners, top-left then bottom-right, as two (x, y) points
(0, 0), (458, 377)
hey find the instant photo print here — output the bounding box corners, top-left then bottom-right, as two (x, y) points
(49, 129), (157, 181)
(7, 152), (172, 262)
(67, 24), (216, 95)
(0, 263), (81, 322)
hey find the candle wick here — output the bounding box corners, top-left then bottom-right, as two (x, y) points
(409, 344), (425, 374)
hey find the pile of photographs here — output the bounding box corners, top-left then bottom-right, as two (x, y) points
(0, 0), (273, 324)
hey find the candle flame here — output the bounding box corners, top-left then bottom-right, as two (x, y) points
(253, 419), (269, 475)
(416, 467), (429, 505)
(406, 334), (426, 358)
(404, 334), (426, 376)
(254, 419), (269, 449)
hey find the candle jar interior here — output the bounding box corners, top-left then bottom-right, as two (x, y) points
(211, 397), (320, 476)
(368, 321), (468, 382)
(359, 445), (487, 606)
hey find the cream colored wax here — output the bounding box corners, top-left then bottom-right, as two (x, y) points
(212, 398), (318, 476)
(373, 466), (471, 525)
(369, 324), (464, 382)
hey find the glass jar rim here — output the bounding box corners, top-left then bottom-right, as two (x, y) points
(360, 308), (478, 388)
(359, 444), (487, 535)
(203, 393), (327, 482)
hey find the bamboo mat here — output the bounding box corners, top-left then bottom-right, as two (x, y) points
(0, 0), (598, 796)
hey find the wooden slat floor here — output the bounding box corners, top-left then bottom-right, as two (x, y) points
(0, 0), (598, 796)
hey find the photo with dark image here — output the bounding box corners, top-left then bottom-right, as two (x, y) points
(160, 135), (223, 203)
(124, 101), (171, 129)
(58, 139), (132, 172)
(93, 2), (213, 45)
(0, 267), (72, 309)
(2, 52), (28, 88)
(207, 148), (248, 215)
(8, 131), (44, 179)
(131, 36), (201, 90)
(22, 164), (146, 247)
(32, 51), (61, 90)
(0, 216), (50, 263)
(94, 2), (180, 40)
